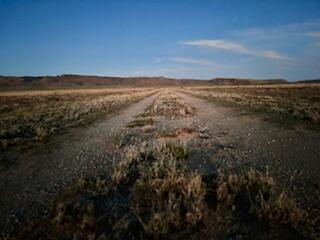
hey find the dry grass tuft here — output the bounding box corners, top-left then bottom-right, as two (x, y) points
(146, 91), (196, 119)
(132, 163), (206, 237)
(157, 127), (197, 141)
(111, 141), (188, 186)
(216, 169), (305, 227)
(51, 176), (111, 238)
(140, 124), (156, 133)
(126, 117), (154, 128)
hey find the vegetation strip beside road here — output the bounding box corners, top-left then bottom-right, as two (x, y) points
(180, 84), (320, 128)
(0, 88), (157, 152)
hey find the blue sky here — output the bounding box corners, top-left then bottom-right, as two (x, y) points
(0, 0), (320, 81)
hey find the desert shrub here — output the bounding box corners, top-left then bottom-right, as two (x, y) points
(155, 141), (188, 162)
(126, 118), (154, 128)
(117, 141), (205, 238)
(132, 164), (206, 237)
(216, 169), (305, 228)
(52, 176), (110, 238)
(35, 127), (50, 141)
(51, 176), (146, 240)
(111, 144), (157, 186)
(140, 124), (156, 133)
(111, 141), (188, 186)
(147, 91), (196, 119)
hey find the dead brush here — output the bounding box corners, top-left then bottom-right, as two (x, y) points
(126, 117), (154, 128)
(111, 141), (188, 186)
(132, 155), (206, 237)
(216, 169), (305, 227)
(140, 124), (156, 133)
(155, 141), (188, 162)
(148, 91), (196, 119)
(51, 176), (110, 237)
(34, 126), (50, 141)
(111, 144), (156, 186)
(50, 174), (148, 240)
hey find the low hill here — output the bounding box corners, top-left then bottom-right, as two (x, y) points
(0, 75), (181, 88)
(0, 75), (292, 89)
(209, 78), (288, 85)
(294, 79), (320, 84)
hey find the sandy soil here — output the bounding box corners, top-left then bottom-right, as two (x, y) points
(1, 89), (320, 238)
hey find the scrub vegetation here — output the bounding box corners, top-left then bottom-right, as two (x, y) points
(0, 88), (156, 151)
(181, 84), (320, 127)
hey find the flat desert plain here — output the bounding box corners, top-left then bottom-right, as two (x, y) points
(0, 84), (320, 239)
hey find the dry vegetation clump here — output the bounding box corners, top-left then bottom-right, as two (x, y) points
(111, 142), (188, 187)
(145, 91), (195, 119)
(132, 162), (207, 238)
(140, 124), (156, 133)
(157, 127), (197, 141)
(0, 89), (156, 151)
(126, 117), (154, 128)
(49, 175), (146, 240)
(215, 169), (307, 238)
(23, 142), (317, 239)
(182, 84), (320, 127)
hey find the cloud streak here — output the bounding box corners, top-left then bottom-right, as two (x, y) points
(232, 19), (320, 40)
(181, 39), (291, 60)
(168, 57), (216, 66)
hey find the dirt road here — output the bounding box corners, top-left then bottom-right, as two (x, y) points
(1, 89), (320, 238)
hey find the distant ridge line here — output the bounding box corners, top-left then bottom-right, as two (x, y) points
(0, 74), (316, 88)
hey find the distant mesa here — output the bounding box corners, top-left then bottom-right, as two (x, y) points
(208, 78), (288, 85)
(0, 74), (317, 89)
(294, 79), (320, 84)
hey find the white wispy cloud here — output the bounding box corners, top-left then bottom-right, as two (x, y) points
(181, 39), (291, 60)
(168, 57), (216, 66)
(232, 19), (320, 40)
(258, 50), (290, 60)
